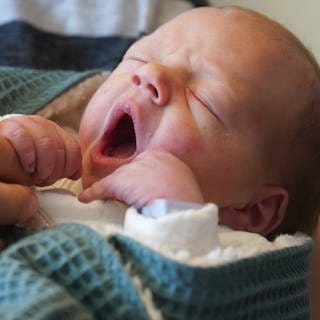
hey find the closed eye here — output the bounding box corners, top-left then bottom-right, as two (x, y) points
(124, 55), (148, 64)
(189, 89), (225, 126)
(190, 89), (211, 112)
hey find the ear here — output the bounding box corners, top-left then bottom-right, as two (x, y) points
(219, 186), (289, 235)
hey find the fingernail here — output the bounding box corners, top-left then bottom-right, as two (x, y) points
(26, 161), (35, 173)
(78, 192), (90, 203)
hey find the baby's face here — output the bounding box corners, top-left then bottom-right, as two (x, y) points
(80, 7), (305, 207)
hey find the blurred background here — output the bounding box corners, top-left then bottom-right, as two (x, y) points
(0, 0), (318, 70)
(211, 0), (320, 62)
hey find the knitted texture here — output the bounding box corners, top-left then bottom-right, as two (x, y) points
(0, 66), (100, 115)
(0, 22), (135, 71)
(0, 224), (312, 320)
(0, 224), (149, 320)
(111, 235), (312, 320)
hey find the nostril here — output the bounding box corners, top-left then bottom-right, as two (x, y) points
(147, 84), (159, 99)
(132, 74), (141, 86)
(132, 73), (163, 102)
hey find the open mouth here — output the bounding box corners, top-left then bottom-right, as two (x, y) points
(102, 113), (137, 158)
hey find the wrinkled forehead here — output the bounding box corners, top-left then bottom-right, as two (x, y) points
(129, 8), (300, 89)
(130, 7), (286, 68)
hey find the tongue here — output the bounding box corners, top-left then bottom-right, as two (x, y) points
(104, 142), (136, 158)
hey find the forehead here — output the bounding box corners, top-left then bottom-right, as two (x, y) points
(129, 8), (285, 77)
(130, 9), (294, 98)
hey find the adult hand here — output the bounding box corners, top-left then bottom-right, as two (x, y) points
(0, 137), (38, 225)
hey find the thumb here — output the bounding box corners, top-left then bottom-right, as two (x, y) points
(0, 182), (38, 225)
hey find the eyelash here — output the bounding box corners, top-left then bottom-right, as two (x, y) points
(126, 55), (148, 64)
(189, 89), (222, 121)
(190, 89), (210, 110)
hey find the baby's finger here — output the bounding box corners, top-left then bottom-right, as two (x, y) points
(19, 116), (63, 185)
(0, 182), (38, 225)
(40, 128), (82, 186)
(69, 166), (83, 180)
(31, 134), (57, 185)
(78, 178), (113, 203)
(0, 119), (36, 173)
(55, 128), (82, 180)
(36, 146), (65, 186)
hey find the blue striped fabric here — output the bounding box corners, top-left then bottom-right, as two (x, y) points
(0, 0), (206, 71)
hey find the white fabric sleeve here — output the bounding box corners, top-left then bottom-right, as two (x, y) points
(0, 114), (24, 120)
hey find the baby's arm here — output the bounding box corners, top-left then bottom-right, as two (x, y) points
(78, 150), (204, 208)
(0, 115), (82, 186)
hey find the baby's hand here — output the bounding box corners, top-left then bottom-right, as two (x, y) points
(78, 150), (204, 208)
(0, 115), (82, 186)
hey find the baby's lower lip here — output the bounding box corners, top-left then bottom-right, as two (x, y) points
(102, 143), (136, 158)
(90, 141), (135, 171)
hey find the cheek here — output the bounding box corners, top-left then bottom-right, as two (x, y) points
(80, 92), (109, 148)
(192, 146), (239, 204)
(80, 76), (128, 149)
(80, 112), (105, 151)
(154, 107), (221, 165)
(155, 120), (201, 158)
(196, 134), (260, 205)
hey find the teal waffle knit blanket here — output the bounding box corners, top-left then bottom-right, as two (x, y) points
(0, 224), (312, 319)
(0, 66), (100, 115)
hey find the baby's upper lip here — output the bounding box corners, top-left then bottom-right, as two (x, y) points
(90, 100), (140, 169)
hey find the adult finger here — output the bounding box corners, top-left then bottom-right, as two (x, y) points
(0, 137), (32, 185)
(0, 118), (36, 173)
(0, 182), (38, 225)
(18, 117), (58, 185)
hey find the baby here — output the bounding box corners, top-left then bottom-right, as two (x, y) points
(0, 6), (320, 241)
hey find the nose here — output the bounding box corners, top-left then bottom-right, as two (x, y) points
(131, 64), (170, 106)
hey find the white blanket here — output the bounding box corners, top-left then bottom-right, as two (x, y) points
(29, 190), (309, 268)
